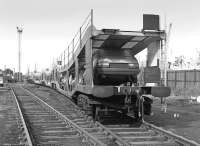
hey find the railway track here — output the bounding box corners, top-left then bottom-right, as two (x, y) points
(11, 83), (200, 146)
(11, 85), (108, 146)
(0, 86), (29, 146)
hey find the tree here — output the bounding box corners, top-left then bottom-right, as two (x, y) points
(196, 49), (200, 67)
(173, 55), (186, 69)
(3, 68), (13, 76)
(168, 62), (172, 69)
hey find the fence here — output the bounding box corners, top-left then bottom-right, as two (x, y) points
(167, 69), (200, 88)
(56, 10), (93, 71)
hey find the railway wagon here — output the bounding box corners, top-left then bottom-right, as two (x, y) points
(50, 11), (170, 121)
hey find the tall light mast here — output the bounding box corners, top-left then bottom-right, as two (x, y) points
(17, 26), (23, 81)
(164, 23), (172, 86)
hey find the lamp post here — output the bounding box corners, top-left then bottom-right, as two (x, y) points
(17, 27), (23, 81)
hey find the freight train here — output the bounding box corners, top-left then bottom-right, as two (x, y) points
(38, 11), (171, 122)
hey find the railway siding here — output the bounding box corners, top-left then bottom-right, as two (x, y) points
(12, 85), (117, 146)
(23, 86), (118, 145)
(24, 84), (200, 146)
(0, 87), (27, 145)
(22, 87), (106, 146)
(11, 88), (33, 146)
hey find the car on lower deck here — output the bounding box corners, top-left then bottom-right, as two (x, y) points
(93, 49), (140, 85)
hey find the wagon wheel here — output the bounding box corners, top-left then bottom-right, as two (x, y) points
(138, 96), (144, 123)
(134, 95), (144, 123)
(77, 95), (83, 109)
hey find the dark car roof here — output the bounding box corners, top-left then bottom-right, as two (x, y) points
(94, 49), (137, 60)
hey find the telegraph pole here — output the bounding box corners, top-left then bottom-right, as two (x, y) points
(17, 26), (23, 81)
(164, 23), (172, 86)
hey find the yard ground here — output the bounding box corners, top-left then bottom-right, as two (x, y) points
(0, 89), (21, 145)
(144, 96), (200, 144)
(1, 85), (200, 144)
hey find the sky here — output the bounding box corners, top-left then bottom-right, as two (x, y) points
(1, 0), (200, 73)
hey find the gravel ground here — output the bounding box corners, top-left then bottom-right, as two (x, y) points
(0, 89), (22, 145)
(144, 97), (200, 144)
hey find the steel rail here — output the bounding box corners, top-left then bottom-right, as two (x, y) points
(32, 83), (200, 146)
(126, 113), (200, 145)
(95, 122), (131, 146)
(27, 83), (131, 145)
(143, 121), (200, 146)
(21, 86), (106, 146)
(10, 87), (33, 146)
